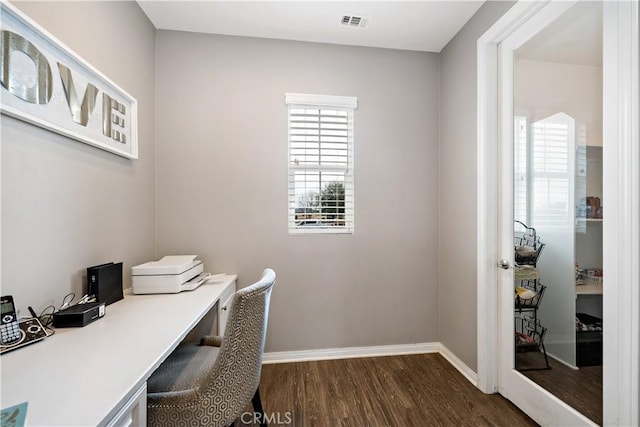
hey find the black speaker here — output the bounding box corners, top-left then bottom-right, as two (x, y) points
(87, 262), (123, 306)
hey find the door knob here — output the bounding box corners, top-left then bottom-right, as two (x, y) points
(497, 259), (511, 269)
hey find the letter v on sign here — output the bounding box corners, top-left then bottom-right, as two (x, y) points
(57, 63), (98, 127)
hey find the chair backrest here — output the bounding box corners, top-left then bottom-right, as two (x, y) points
(203, 268), (275, 423)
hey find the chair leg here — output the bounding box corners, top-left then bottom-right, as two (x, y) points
(252, 387), (267, 427)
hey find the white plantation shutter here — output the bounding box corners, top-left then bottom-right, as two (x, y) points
(530, 113), (575, 228)
(514, 116), (529, 225)
(514, 113), (577, 231)
(285, 93), (357, 234)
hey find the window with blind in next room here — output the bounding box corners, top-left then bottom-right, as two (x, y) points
(285, 93), (357, 234)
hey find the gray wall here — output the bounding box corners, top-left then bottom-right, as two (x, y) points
(1, 2), (156, 315)
(438, 1), (515, 371)
(155, 31), (440, 352)
(1, 1), (518, 367)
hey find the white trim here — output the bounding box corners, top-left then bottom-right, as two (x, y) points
(263, 342), (439, 364)
(285, 93), (357, 108)
(287, 99), (355, 234)
(476, 27), (499, 395)
(476, 0), (549, 395)
(263, 343), (478, 387)
(602, 1), (640, 425)
(546, 352), (578, 371)
(439, 344), (479, 386)
(288, 227), (353, 235)
(263, 342), (478, 386)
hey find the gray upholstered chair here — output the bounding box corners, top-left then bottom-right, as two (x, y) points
(147, 269), (276, 426)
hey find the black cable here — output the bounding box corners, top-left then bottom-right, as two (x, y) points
(28, 306), (38, 318)
(30, 292), (91, 332)
(38, 305), (56, 328)
(60, 292), (75, 309)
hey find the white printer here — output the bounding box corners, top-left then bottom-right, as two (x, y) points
(131, 255), (211, 294)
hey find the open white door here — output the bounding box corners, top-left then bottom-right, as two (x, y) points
(477, 1), (639, 425)
(495, 2), (593, 424)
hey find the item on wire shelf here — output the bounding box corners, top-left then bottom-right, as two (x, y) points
(514, 279), (546, 310)
(516, 332), (535, 345)
(575, 265), (603, 285)
(514, 315), (547, 351)
(516, 245), (536, 256)
(514, 221), (545, 265)
(515, 287), (537, 300)
(514, 265), (539, 280)
(576, 313), (603, 332)
(582, 196), (602, 219)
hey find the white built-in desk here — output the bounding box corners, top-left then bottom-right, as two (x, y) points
(0, 274), (237, 427)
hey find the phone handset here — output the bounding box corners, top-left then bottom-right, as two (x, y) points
(1, 295), (47, 354)
(1, 295), (22, 345)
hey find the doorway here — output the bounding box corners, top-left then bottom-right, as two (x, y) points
(476, 1), (639, 425)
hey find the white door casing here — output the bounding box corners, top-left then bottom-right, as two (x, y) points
(601, 1), (639, 425)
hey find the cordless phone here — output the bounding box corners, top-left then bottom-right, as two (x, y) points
(1, 295), (47, 354)
(1, 295), (21, 345)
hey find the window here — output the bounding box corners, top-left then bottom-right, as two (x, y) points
(285, 93), (357, 234)
(513, 113), (576, 228)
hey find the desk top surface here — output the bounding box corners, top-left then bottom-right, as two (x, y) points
(0, 275), (236, 427)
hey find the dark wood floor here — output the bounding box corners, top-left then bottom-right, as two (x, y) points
(241, 354), (536, 426)
(517, 352), (602, 425)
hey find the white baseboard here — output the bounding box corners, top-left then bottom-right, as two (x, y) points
(546, 351), (579, 370)
(262, 342), (439, 364)
(263, 342), (478, 388)
(438, 344), (479, 386)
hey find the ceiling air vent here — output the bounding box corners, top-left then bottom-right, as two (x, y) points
(340, 15), (369, 29)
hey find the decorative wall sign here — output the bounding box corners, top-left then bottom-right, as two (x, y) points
(0, 2), (138, 159)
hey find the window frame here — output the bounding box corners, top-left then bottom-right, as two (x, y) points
(285, 93), (357, 235)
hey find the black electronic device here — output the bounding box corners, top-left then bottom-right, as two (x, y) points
(52, 302), (105, 328)
(1, 295), (47, 355)
(88, 262), (123, 306)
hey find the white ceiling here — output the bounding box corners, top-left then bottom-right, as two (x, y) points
(137, 1), (485, 53)
(516, 1), (602, 67)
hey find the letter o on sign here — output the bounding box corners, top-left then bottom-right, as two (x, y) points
(0, 30), (53, 104)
